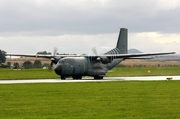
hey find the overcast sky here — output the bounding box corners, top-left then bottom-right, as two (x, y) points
(0, 0), (180, 54)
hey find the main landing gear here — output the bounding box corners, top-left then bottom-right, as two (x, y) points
(60, 75), (103, 80)
(61, 76), (66, 80)
(60, 75), (82, 80)
(94, 76), (103, 79)
(73, 76), (82, 80)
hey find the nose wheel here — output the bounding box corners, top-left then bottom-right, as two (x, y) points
(61, 76), (66, 80)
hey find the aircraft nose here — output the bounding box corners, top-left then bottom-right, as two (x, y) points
(54, 65), (62, 75)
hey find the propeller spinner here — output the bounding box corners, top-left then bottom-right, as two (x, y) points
(49, 47), (58, 69)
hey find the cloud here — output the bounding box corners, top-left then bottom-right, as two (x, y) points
(0, 33), (117, 54)
(2, 31), (180, 54)
(0, 0), (180, 35)
(129, 32), (180, 53)
(0, 0), (180, 54)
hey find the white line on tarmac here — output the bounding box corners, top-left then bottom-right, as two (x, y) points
(0, 76), (180, 84)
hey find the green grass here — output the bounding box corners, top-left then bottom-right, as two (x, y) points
(0, 68), (59, 80)
(0, 66), (180, 80)
(0, 81), (180, 119)
(107, 66), (180, 77)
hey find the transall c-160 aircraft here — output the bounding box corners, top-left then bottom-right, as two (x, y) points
(6, 28), (175, 80)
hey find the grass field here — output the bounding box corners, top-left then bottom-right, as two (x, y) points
(0, 66), (180, 80)
(0, 81), (180, 119)
(107, 66), (180, 77)
(0, 68), (59, 80)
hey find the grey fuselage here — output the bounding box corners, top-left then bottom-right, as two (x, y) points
(54, 57), (124, 77)
(54, 28), (127, 79)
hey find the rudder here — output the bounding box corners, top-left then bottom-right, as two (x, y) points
(116, 28), (128, 54)
(105, 28), (128, 55)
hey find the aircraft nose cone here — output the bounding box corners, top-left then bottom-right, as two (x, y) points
(54, 65), (62, 75)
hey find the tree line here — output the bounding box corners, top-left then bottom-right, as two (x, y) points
(37, 51), (52, 55)
(0, 49), (52, 64)
(0, 49), (50, 69)
(7, 60), (49, 69)
(0, 50), (6, 63)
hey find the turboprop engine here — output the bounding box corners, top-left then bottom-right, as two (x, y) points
(97, 56), (112, 64)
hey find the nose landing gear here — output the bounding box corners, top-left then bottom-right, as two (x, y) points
(61, 76), (66, 80)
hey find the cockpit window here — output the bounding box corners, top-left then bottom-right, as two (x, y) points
(59, 59), (64, 63)
(59, 59), (67, 63)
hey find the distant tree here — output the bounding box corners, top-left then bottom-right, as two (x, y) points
(33, 60), (42, 68)
(0, 50), (6, 63)
(47, 52), (51, 55)
(23, 61), (33, 69)
(43, 63), (50, 68)
(42, 51), (47, 54)
(13, 62), (20, 69)
(37, 51), (52, 55)
(7, 62), (11, 68)
(37, 51), (42, 54)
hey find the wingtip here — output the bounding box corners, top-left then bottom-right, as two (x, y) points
(170, 52), (176, 54)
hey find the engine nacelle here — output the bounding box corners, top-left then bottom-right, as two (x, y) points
(51, 57), (61, 64)
(99, 57), (112, 64)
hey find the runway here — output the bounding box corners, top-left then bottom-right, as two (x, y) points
(0, 76), (180, 84)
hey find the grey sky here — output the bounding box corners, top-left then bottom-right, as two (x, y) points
(0, 0), (180, 54)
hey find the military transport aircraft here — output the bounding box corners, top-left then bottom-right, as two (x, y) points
(6, 28), (175, 80)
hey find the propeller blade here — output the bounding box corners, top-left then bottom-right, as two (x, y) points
(49, 61), (53, 70)
(49, 47), (58, 70)
(92, 47), (97, 56)
(53, 47), (58, 56)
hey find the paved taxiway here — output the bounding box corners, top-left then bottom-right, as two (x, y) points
(0, 76), (180, 84)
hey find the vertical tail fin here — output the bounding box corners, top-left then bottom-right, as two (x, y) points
(116, 28), (128, 54)
(105, 28), (128, 55)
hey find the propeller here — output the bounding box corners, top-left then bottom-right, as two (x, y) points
(91, 47), (120, 64)
(92, 47), (98, 56)
(49, 47), (58, 70)
(53, 47), (58, 56)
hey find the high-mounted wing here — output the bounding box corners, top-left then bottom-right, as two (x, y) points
(6, 53), (77, 59)
(6, 53), (78, 69)
(84, 51), (175, 64)
(103, 51), (175, 59)
(6, 51), (175, 59)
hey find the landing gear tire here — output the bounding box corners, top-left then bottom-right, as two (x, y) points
(94, 76), (103, 79)
(73, 76), (82, 80)
(61, 76), (66, 80)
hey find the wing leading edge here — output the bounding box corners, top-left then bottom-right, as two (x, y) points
(103, 51), (175, 59)
(6, 53), (77, 58)
(83, 51), (175, 60)
(6, 52), (175, 59)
